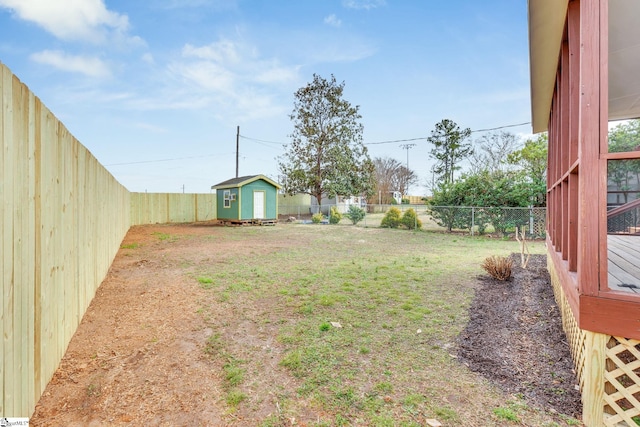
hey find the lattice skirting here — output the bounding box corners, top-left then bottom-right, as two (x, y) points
(548, 257), (640, 427)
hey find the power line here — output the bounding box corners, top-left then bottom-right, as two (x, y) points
(366, 137), (426, 145)
(470, 121), (531, 133)
(239, 135), (284, 145)
(105, 153), (229, 166)
(105, 121), (532, 166)
(365, 121), (531, 145)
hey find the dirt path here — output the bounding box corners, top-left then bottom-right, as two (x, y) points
(31, 224), (229, 426)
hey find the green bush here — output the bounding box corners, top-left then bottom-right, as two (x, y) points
(401, 208), (422, 230)
(345, 205), (366, 225)
(329, 206), (342, 224)
(311, 212), (324, 224)
(380, 207), (402, 228)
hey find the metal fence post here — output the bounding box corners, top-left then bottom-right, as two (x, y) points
(471, 207), (475, 236)
(529, 205), (534, 235)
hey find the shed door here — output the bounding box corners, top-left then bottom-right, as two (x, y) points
(253, 191), (265, 219)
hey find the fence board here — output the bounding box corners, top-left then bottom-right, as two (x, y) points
(2, 61), (15, 416)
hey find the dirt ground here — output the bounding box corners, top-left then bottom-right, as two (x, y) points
(30, 224), (581, 426)
(458, 254), (582, 417)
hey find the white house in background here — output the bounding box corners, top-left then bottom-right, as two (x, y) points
(311, 194), (367, 214)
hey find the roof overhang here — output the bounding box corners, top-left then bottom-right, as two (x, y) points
(211, 174), (281, 190)
(528, 0), (569, 134)
(529, 0), (640, 133)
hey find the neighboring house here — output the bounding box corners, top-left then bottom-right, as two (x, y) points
(211, 175), (281, 224)
(529, 1), (640, 425)
(311, 195), (367, 214)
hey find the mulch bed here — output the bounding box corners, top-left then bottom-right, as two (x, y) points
(458, 253), (582, 417)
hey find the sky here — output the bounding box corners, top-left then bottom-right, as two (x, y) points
(0, 0), (533, 195)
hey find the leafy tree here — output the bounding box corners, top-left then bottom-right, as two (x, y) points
(607, 120), (640, 204)
(427, 119), (472, 186)
(507, 133), (548, 206)
(278, 74), (375, 207)
(427, 182), (471, 232)
(428, 170), (531, 234)
(370, 156), (418, 204)
(469, 131), (520, 175)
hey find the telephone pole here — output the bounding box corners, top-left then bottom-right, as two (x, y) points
(235, 125), (240, 178)
(400, 143), (416, 194)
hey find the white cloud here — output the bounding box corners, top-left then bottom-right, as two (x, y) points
(182, 40), (241, 64)
(324, 14), (342, 27)
(342, 0), (386, 10)
(154, 0), (237, 10)
(164, 37), (300, 120)
(0, 0), (139, 44)
(141, 53), (155, 64)
(30, 50), (111, 78)
(169, 60), (236, 93)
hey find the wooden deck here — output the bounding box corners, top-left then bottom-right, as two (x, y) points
(608, 234), (640, 293)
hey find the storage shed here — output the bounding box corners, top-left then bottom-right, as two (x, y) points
(211, 175), (281, 224)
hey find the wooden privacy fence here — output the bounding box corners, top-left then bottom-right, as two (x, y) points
(1, 63), (130, 417)
(1, 62), (218, 418)
(130, 192), (216, 225)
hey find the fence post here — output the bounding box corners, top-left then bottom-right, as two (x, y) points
(471, 207), (475, 236)
(529, 205), (534, 235)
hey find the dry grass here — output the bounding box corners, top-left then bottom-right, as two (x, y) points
(481, 255), (513, 281)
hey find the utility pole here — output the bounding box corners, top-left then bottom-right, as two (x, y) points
(400, 143), (416, 195)
(236, 125), (240, 178)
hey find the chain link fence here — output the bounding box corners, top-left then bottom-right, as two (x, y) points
(279, 203), (547, 237)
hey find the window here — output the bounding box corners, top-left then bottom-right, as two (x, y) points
(224, 190), (231, 208)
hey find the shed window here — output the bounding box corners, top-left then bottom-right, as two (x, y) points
(224, 190), (231, 208)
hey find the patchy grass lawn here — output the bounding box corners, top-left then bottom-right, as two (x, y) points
(191, 224), (575, 426)
(33, 222), (576, 427)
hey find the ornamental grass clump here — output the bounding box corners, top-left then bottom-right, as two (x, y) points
(481, 255), (513, 281)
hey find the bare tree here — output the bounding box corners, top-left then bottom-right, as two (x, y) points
(370, 157), (418, 204)
(469, 131), (520, 175)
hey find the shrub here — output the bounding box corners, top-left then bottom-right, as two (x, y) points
(380, 207), (402, 228)
(311, 212), (324, 224)
(401, 208), (422, 230)
(329, 206), (342, 224)
(481, 255), (513, 281)
(345, 205), (366, 225)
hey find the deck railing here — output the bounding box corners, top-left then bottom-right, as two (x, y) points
(607, 198), (640, 234)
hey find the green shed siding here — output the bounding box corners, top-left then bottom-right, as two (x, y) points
(215, 188), (240, 220)
(212, 175), (280, 221)
(240, 180), (278, 220)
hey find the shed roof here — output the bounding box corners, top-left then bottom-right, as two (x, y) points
(528, 0), (640, 133)
(211, 174), (281, 190)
